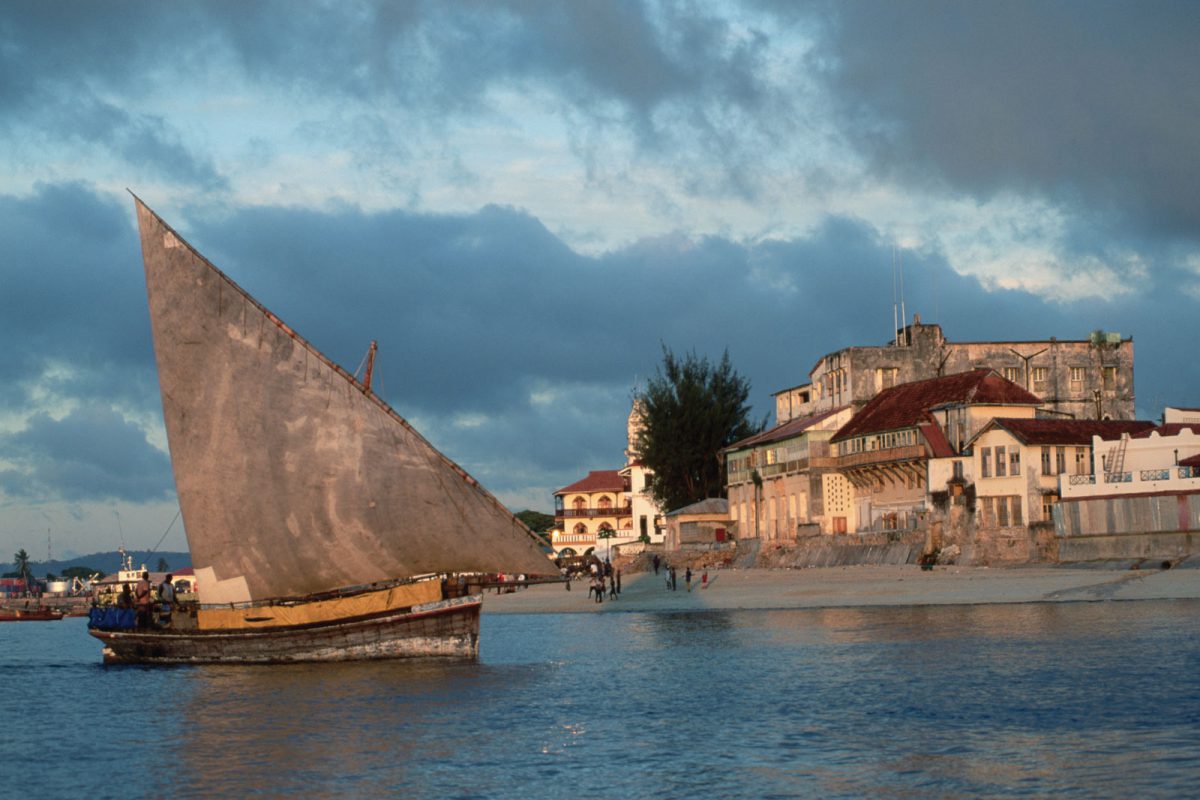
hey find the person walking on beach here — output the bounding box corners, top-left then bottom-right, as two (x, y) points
(608, 573), (617, 600)
(685, 567), (693, 592)
(594, 575), (605, 604)
(669, 566), (677, 591)
(701, 569), (708, 589)
(616, 569), (622, 595)
(652, 555), (660, 575)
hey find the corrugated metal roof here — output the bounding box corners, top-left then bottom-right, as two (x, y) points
(665, 497), (729, 517)
(988, 418), (1156, 446)
(725, 406), (849, 451)
(832, 370), (1041, 442)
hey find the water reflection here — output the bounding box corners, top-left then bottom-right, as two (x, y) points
(11, 603), (1200, 798)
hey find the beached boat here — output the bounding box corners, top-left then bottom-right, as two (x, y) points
(88, 196), (553, 664)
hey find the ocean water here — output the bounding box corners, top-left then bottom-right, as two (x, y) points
(3, 601), (1199, 799)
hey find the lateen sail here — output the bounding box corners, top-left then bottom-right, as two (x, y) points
(134, 197), (551, 604)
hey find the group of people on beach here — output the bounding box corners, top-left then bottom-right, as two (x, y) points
(651, 554), (708, 592)
(115, 570), (177, 628)
(586, 558), (620, 603)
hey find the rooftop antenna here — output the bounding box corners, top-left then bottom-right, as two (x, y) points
(892, 246), (899, 346)
(899, 248), (908, 346)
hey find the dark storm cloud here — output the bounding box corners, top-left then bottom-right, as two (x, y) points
(0, 183), (157, 410)
(4, 182), (1199, 506)
(0, 404), (172, 503)
(2, 1), (789, 196)
(813, 0), (1200, 241)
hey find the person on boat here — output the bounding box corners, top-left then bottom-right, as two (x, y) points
(117, 583), (134, 609)
(157, 574), (176, 627)
(134, 571), (153, 628)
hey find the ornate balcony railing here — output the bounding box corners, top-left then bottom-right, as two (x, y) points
(558, 507), (633, 519)
(1140, 469), (1171, 482)
(1068, 474), (1096, 485)
(1103, 472), (1133, 484)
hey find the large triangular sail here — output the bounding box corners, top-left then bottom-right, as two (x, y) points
(133, 197), (551, 604)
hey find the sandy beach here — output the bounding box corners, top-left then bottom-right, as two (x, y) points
(482, 563), (1200, 614)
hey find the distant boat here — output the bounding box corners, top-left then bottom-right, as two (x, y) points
(88, 196), (553, 664)
(0, 606), (64, 622)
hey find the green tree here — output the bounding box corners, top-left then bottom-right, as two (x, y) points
(633, 346), (765, 513)
(514, 510), (555, 534)
(12, 548), (31, 583)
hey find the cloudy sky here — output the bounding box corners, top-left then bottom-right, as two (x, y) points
(2, 0), (1198, 561)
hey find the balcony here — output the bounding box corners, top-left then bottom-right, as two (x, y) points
(836, 444), (925, 470)
(557, 506), (632, 519)
(1061, 465), (1200, 499)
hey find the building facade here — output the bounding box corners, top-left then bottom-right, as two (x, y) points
(830, 369), (1043, 533)
(724, 406), (853, 539)
(775, 318), (1134, 424)
(551, 403), (665, 557)
(967, 418), (1156, 530)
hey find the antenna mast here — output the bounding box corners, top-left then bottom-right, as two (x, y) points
(899, 248), (908, 346)
(892, 246), (899, 346)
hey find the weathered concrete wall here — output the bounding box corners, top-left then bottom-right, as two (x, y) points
(1057, 493), (1200, 536)
(1057, 531), (1198, 563)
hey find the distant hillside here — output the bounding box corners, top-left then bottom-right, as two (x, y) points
(0, 550), (191, 578)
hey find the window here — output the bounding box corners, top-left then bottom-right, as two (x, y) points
(1041, 446), (1052, 475)
(1103, 366), (1117, 391)
(1011, 496), (1022, 526)
(876, 367), (899, 391)
(953, 460), (964, 480)
(1009, 449), (1021, 476)
(981, 447), (991, 478)
(1003, 366), (1021, 384)
(996, 445), (1007, 477)
(981, 496), (994, 525)
(573, 522), (587, 535)
(1056, 447), (1067, 475)
(1070, 366), (1085, 392)
(1041, 494), (1058, 522)
(997, 496), (1009, 526)
(597, 496), (612, 511)
(1032, 367), (1048, 394)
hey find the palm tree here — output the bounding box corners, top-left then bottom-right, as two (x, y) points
(12, 549), (31, 594)
(597, 527), (616, 560)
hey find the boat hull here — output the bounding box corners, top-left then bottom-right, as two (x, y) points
(0, 608), (64, 622)
(88, 595), (481, 664)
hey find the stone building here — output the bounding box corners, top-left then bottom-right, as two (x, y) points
(774, 318), (1135, 424)
(723, 406), (853, 539)
(965, 418), (1155, 535)
(830, 369), (1043, 533)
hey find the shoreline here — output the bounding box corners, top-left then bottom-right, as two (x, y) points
(482, 563), (1200, 615)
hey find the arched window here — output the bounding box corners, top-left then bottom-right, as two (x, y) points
(572, 496), (587, 512)
(597, 496), (612, 511)
(573, 522), (588, 535)
(598, 522), (613, 533)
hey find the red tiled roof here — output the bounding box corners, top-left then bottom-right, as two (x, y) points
(556, 470), (627, 495)
(1131, 423), (1200, 439)
(832, 370), (1041, 442)
(724, 406), (850, 451)
(1180, 453), (1200, 468)
(919, 422), (955, 458)
(988, 418), (1156, 446)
